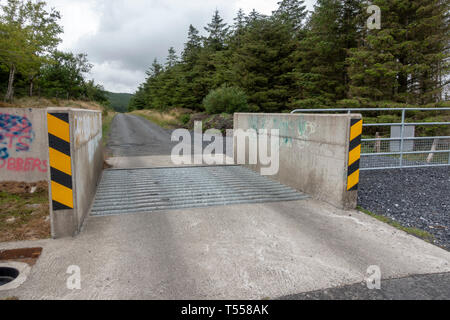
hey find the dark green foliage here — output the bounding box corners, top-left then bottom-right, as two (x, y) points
(347, 0), (449, 104)
(133, 1), (449, 114)
(0, 0), (106, 104)
(180, 114), (190, 125)
(106, 92), (133, 112)
(203, 86), (249, 114)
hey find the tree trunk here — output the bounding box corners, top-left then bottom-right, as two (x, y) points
(29, 78), (34, 97)
(4, 64), (16, 102)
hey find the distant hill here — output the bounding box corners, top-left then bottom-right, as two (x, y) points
(106, 92), (133, 112)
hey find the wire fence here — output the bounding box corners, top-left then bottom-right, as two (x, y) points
(291, 107), (450, 170)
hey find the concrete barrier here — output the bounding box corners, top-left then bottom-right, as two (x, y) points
(234, 113), (362, 209)
(0, 108), (49, 182)
(47, 108), (103, 238)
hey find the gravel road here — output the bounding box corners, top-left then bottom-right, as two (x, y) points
(106, 113), (233, 158)
(359, 167), (450, 250)
(106, 113), (176, 157)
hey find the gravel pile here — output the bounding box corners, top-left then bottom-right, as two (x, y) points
(358, 167), (450, 250)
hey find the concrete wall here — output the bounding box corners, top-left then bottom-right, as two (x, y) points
(72, 110), (103, 234)
(234, 113), (362, 209)
(48, 108), (103, 238)
(0, 108), (49, 182)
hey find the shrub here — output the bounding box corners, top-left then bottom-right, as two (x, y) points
(179, 114), (191, 125)
(203, 86), (249, 114)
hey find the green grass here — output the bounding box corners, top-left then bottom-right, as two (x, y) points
(357, 206), (434, 243)
(0, 188), (50, 242)
(131, 110), (183, 129)
(102, 111), (116, 145)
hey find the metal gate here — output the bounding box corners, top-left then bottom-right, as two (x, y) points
(291, 107), (450, 170)
(91, 166), (308, 216)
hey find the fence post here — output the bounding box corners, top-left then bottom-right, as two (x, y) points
(427, 138), (439, 163)
(399, 109), (406, 167)
(375, 132), (381, 153)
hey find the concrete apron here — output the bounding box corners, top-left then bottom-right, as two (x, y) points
(0, 198), (449, 300)
(105, 154), (234, 169)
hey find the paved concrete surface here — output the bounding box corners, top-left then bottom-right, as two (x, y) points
(0, 199), (449, 300)
(280, 272), (450, 300)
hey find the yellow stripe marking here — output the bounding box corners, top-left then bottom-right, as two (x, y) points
(48, 114), (70, 142)
(51, 181), (73, 208)
(347, 170), (360, 191)
(348, 145), (361, 166)
(350, 120), (363, 141)
(49, 147), (72, 176)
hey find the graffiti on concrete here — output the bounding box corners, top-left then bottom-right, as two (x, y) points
(248, 115), (317, 148)
(0, 113), (35, 160)
(0, 157), (47, 172)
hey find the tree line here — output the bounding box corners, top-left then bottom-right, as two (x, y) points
(129, 0), (449, 113)
(0, 0), (107, 104)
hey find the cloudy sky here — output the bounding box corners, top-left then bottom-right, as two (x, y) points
(41, 0), (316, 93)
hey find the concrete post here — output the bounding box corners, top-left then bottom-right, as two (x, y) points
(47, 108), (103, 238)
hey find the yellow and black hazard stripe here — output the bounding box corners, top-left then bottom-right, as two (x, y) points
(347, 118), (363, 191)
(47, 113), (74, 210)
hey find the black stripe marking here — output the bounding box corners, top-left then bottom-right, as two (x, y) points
(48, 133), (71, 156)
(50, 113), (69, 123)
(52, 200), (72, 211)
(351, 118), (361, 126)
(348, 159), (360, 176)
(348, 184), (359, 192)
(349, 134), (362, 152)
(50, 167), (73, 189)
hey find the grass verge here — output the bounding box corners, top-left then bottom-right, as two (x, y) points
(357, 206), (434, 243)
(131, 109), (188, 129)
(0, 182), (50, 243)
(102, 110), (116, 145)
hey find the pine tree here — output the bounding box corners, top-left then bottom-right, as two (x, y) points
(246, 9), (265, 25)
(347, 0), (449, 103)
(273, 0), (308, 34)
(293, 0), (362, 105)
(233, 17), (296, 112)
(165, 47), (178, 69)
(146, 58), (163, 78)
(182, 25), (201, 64)
(204, 10), (229, 51)
(406, 0), (449, 103)
(232, 8), (246, 48)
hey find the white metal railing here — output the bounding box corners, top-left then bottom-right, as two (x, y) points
(291, 107), (450, 170)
